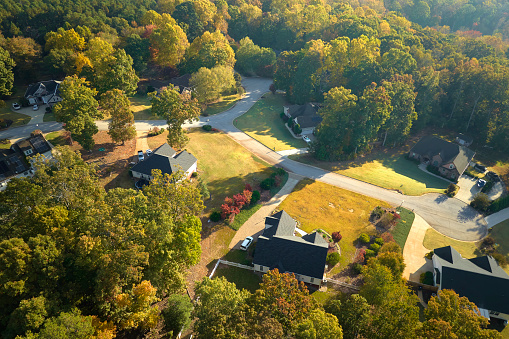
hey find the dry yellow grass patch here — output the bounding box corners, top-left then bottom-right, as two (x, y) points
(278, 179), (391, 267)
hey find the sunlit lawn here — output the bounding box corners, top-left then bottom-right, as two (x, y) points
(291, 153), (449, 196)
(0, 105), (31, 127)
(130, 94), (162, 120)
(45, 131), (67, 146)
(147, 129), (274, 212)
(43, 111), (56, 122)
(423, 228), (480, 258)
(234, 93), (307, 151)
(278, 179), (390, 268)
(391, 207), (415, 249)
(203, 94), (241, 116)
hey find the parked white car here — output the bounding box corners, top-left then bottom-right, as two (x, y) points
(32, 104), (39, 111)
(146, 149), (153, 157)
(302, 135), (311, 143)
(12, 102), (20, 110)
(137, 150), (144, 162)
(240, 236), (253, 251)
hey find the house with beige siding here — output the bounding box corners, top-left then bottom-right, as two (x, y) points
(433, 246), (509, 321)
(253, 210), (328, 286)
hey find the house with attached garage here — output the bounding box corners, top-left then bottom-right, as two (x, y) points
(432, 246), (509, 321)
(24, 80), (62, 106)
(130, 143), (197, 181)
(283, 103), (322, 135)
(408, 136), (475, 180)
(253, 210), (328, 286)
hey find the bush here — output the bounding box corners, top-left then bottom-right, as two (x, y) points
(355, 249), (366, 263)
(481, 180), (494, 194)
(198, 177), (210, 200)
(369, 243), (381, 253)
(0, 138), (10, 144)
(492, 253), (508, 267)
(420, 271), (434, 285)
(372, 206), (384, 219)
(287, 119), (294, 128)
(331, 232), (342, 243)
(19, 97), (29, 107)
(379, 212), (395, 229)
(480, 236), (497, 254)
(365, 249), (376, 258)
(379, 242), (402, 254)
(275, 167), (286, 176)
(45, 106), (52, 113)
(260, 178), (275, 190)
(293, 123), (302, 135)
(326, 252), (340, 267)
(358, 233), (370, 244)
(381, 232), (395, 243)
(446, 183), (459, 197)
(426, 164), (441, 176)
(470, 193), (491, 212)
(31, 129), (42, 136)
(191, 172), (198, 178)
(425, 251), (434, 260)
(352, 263), (363, 274)
(374, 237), (384, 246)
(202, 124), (212, 131)
(162, 294), (193, 335)
(280, 112), (289, 122)
(251, 190), (261, 204)
(210, 211), (221, 222)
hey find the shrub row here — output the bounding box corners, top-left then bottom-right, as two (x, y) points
(260, 168), (286, 191)
(148, 127), (165, 136)
(490, 195), (509, 213)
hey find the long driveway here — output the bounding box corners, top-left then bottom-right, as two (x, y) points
(0, 78), (488, 241)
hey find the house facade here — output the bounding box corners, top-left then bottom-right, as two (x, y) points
(130, 143), (197, 181)
(408, 136), (475, 180)
(283, 103), (322, 135)
(24, 80), (62, 106)
(0, 134), (53, 189)
(252, 210), (328, 286)
(432, 246), (509, 321)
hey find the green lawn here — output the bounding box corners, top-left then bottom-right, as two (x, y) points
(130, 94), (162, 120)
(43, 111), (56, 122)
(234, 93), (308, 151)
(0, 141), (11, 149)
(291, 153), (449, 196)
(490, 219), (509, 274)
(45, 131), (67, 146)
(391, 207), (415, 249)
(423, 228), (480, 258)
(230, 204), (263, 231)
(0, 106), (31, 128)
(203, 94), (241, 116)
(214, 267), (261, 293)
(278, 179), (390, 269)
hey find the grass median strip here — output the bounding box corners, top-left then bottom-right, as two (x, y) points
(391, 207), (415, 249)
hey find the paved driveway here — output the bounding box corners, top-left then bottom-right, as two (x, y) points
(456, 175), (481, 203)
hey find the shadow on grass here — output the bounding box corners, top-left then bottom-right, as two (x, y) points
(214, 266), (261, 293)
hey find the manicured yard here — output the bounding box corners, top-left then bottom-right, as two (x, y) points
(214, 266), (261, 293)
(234, 93), (308, 151)
(45, 131), (67, 146)
(203, 94), (241, 116)
(147, 129), (274, 212)
(0, 106), (31, 128)
(423, 228), (480, 258)
(278, 179), (390, 268)
(130, 94), (162, 120)
(43, 111), (56, 122)
(230, 204), (263, 231)
(490, 219), (509, 274)
(291, 153), (449, 196)
(391, 207), (415, 250)
(0, 141), (11, 149)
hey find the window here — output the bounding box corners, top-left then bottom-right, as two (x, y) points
(449, 164), (454, 169)
(24, 149), (33, 155)
(310, 278), (314, 283)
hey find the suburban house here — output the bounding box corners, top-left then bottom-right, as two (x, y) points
(432, 246), (509, 321)
(24, 80), (62, 106)
(283, 103), (322, 135)
(408, 136), (475, 180)
(130, 143), (197, 181)
(455, 133), (473, 147)
(253, 210), (329, 286)
(0, 134), (53, 189)
(168, 74), (192, 94)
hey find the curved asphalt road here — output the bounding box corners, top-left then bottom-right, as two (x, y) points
(0, 78), (487, 241)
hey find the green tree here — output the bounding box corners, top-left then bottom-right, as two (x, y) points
(180, 31), (235, 74)
(236, 37), (276, 77)
(0, 47), (15, 97)
(149, 87), (200, 149)
(193, 277), (250, 338)
(173, 1), (204, 42)
(295, 308), (343, 339)
(325, 294), (371, 339)
(91, 48), (139, 96)
(5, 296), (48, 338)
(123, 34), (150, 73)
(374, 250), (406, 279)
(190, 65), (235, 103)
(3, 37), (41, 81)
(150, 17), (189, 68)
(423, 290), (501, 339)
(101, 89), (136, 145)
(38, 310), (95, 339)
(53, 75), (101, 150)
(162, 294), (193, 335)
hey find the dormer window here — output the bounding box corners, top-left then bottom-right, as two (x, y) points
(24, 149), (33, 156)
(449, 164), (454, 169)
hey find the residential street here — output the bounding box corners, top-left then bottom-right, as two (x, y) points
(0, 77), (490, 241)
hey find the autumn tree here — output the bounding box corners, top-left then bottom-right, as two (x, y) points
(54, 75), (101, 150)
(295, 308), (343, 339)
(3, 37), (41, 80)
(101, 89), (136, 145)
(0, 47), (15, 97)
(149, 87), (200, 149)
(235, 37), (276, 77)
(190, 65), (235, 103)
(325, 294), (371, 339)
(149, 14), (189, 67)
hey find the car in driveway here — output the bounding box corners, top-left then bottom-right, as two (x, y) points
(302, 135), (311, 143)
(137, 150), (144, 162)
(477, 179), (487, 188)
(240, 236), (253, 251)
(474, 164), (486, 173)
(146, 149), (153, 157)
(32, 104), (39, 111)
(487, 171), (501, 182)
(12, 102), (20, 110)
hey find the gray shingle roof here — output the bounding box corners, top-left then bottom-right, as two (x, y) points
(24, 80), (60, 98)
(254, 210), (328, 280)
(131, 143), (196, 178)
(434, 246), (509, 314)
(410, 136), (475, 174)
(287, 103), (320, 119)
(296, 115), (322, 129)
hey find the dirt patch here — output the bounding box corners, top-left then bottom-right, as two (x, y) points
(67, 131), (136, 189)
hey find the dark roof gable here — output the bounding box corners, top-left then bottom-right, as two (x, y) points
(25, 80), (60, 98)
(130, 143), (196, 178)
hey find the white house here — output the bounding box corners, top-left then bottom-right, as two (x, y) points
(433, 246), (509, 321)
(252, 210), (328, 286)
(130, 143), (197, 181)
(24, 80), (62, 106)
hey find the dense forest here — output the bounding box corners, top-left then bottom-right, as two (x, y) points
(1, 0), (509, 337)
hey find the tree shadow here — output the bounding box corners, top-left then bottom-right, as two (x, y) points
(434, 195), (449, 204)
(456, 205), (478, 222)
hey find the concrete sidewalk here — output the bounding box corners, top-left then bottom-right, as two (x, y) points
(486, 207), (509, 228)
(229, 173), (302, 249)
(277, 148), (309, 156)
(403, 213), (432, 282)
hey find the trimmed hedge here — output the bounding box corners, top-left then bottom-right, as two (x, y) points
(490, 195), (509, 213)
(326, 252), (340, 267)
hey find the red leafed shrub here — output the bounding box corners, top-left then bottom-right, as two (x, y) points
(233, 193), (248, 209)
(245, 183), (253, 192)
(355, 249), (366, 264)
(224, 197), (234, 206)
(381, 232), (395, 243)
(331, 231), (342, 243)
(393, 212), (401, 220)
(243, 189), (252, 204)
(220, 203), (231, 219)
